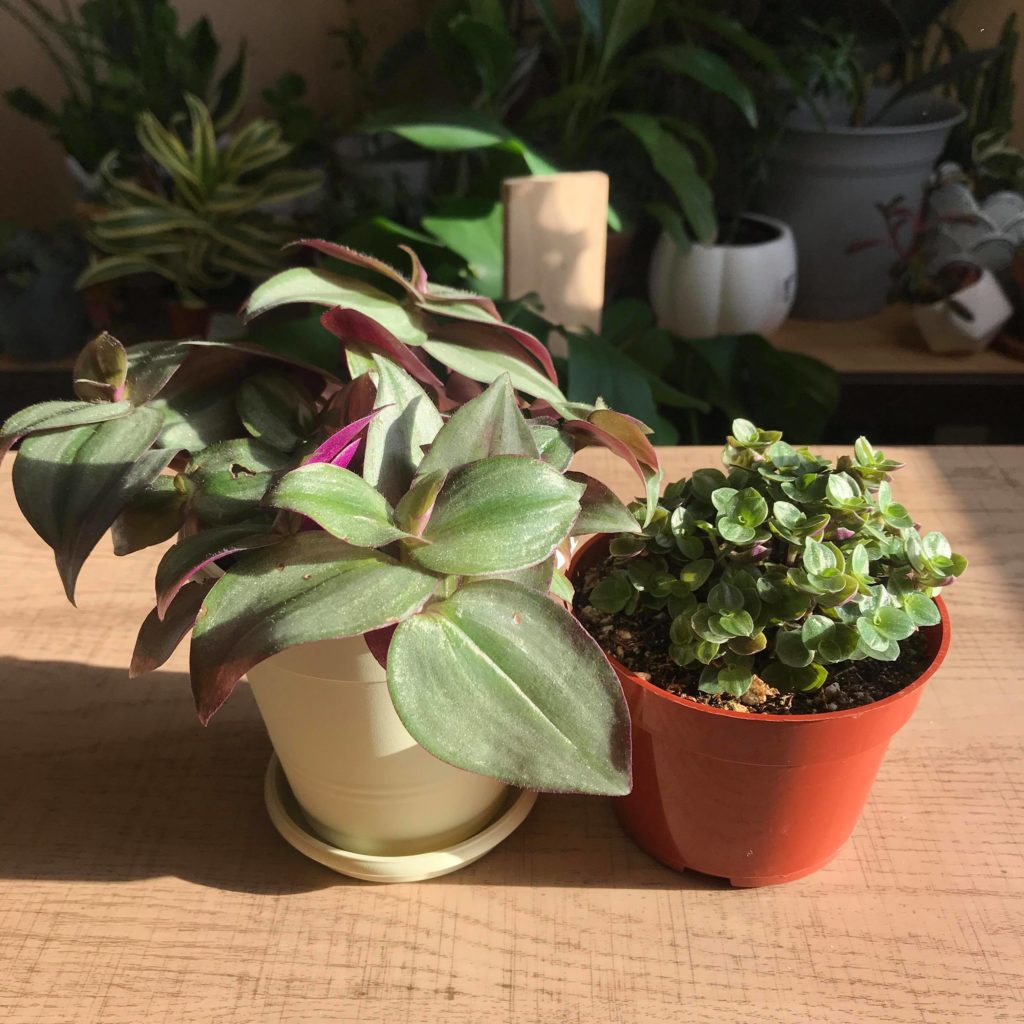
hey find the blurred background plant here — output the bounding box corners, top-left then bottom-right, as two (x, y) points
(78, 96), (323, 309)
(0, 0), (247, 186)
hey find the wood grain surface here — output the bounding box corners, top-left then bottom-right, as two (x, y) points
(1, 446), (1022, 1024)
(772, 305), (1024, 375)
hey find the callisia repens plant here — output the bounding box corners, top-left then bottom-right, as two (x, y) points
(586, 420), (966, 698)
(0, 242), (668, 796)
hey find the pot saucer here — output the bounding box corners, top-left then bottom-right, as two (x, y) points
(263, 754), (537, 883)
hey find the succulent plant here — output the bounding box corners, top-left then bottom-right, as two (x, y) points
(78, 96), (323, 304)
(584, 420), (966, 698)
(1, 252), (667, 794)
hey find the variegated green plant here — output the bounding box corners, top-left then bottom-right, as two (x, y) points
(78, 96), (323, 304)
(585, 421), (966, 698)
(1, 265), (665, 793)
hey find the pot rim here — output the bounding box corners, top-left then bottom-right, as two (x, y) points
(714, 213), (791, 250)
(784, 99), (965, 138)
(570, 534), (951, 726)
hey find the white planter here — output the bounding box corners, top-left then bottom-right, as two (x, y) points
(247, 635), (509, 857)
(648, 214), (797, 339)
(911, 269), (1013, 355)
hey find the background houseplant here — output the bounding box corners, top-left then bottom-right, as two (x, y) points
(77, 97), (323, 336)
(753, 0), (1005, 319)
(1, 241), (667, 872)
(571, 420), (965, 884)
(852, 194), (1014, 354)
(0, 0), (247, 193)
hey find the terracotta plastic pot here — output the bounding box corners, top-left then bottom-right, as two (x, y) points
(570, 536), (951, 886)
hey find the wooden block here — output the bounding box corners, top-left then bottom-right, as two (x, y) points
(502, 172), (608, 353)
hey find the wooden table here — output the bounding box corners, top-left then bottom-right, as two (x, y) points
(772, 306), (1024, 443)
(1, 446), (1022, 1023)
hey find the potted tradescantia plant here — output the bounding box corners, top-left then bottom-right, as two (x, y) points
(570, 421), (965, 886)
(1, 242), (660, 882)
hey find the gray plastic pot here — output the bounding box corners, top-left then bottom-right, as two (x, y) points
(756, 93), (964, 320)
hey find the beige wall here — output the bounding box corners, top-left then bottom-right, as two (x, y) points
(0, 0), (1021, 226)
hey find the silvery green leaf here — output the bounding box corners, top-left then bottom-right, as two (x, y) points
(708, 581), (744, 613)
(715, 609), (754, 637)
(776, 629), (814, 668)
(801, 614), (833, 648)
(387, 581), (630, 794)
(695, 639), (721, 664)
(12, 407), (170, 602)
(718, 518), (755, 544)
(679, 558), (714, 590)
(266, 463), (411, 547)
(762, 660), (828, 693)
(0, 399), (134, 467)
(718, 662), (754, 696)
(409, 456), (583, 576)
(731, 419), (758, 445)
(155, 524), (280, 618)
(710, 486), (739, 514)
(190, 533), (439, 722)
(773, 500), (805, 530)
(528, 422), (573, 471)
(817, 625), (860, 663)
(568, 472), (642, 536)
(874, 606), (915, 642)
(244, 266), (427, 345)
(363, 355), (443, 505)
(803, 537), (836, 575)
(590, 570), (634, 613)
(904, 592), (941, 626)
(856, 617), (890, 652)
(736, 488), (768, 526)
(416, 374), (538, 478)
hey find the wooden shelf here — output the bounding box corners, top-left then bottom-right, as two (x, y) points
(772, 304), (1024, 376)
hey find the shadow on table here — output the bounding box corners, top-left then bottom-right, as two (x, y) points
(0, 658), (732, 894)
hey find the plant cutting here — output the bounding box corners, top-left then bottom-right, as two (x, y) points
(77, 97), (323, 335)
(851, 195), (1013, 355)
(1, 243), (661, 879)
(571, 420), (966, 885)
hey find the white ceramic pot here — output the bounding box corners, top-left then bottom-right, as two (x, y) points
(246, 635), (509, 856)
(648, 214), (797, 339)
(911, 268), (1013, 355)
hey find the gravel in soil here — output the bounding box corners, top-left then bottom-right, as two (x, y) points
(575, 564), (934, 716)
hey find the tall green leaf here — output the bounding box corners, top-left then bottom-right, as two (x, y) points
(415, 374), (538, 478)
(363, 355), (443, 505)
(387, 581), (630, 794)
(244, 266), (427, 345)
(611, 113), (717, 244)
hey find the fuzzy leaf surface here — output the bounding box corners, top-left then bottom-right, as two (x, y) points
(387, 581), (630, 794)
(409, 456), (583, 575)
